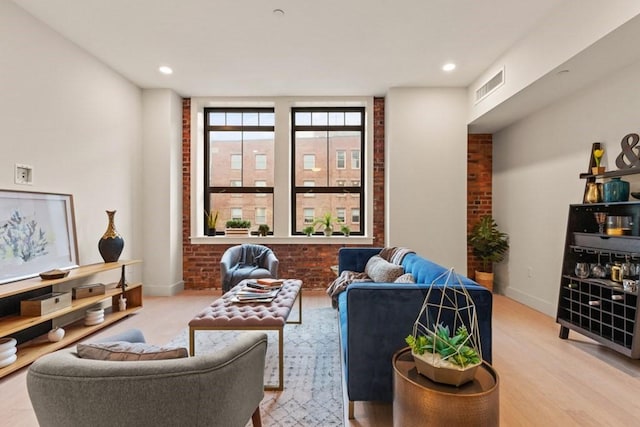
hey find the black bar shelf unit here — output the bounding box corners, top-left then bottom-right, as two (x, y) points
(556, 202), (640, 358)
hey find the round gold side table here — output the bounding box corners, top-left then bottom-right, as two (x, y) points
(393, 347), (499, 426)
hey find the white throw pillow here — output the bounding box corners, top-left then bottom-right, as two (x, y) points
(364, 255), (405, 282)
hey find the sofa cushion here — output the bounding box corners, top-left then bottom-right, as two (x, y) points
(394, 273), (415, 283)
(77, 341), (188, 361)
(365, 255), (405, 282)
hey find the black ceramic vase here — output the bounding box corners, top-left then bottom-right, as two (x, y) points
(98, 210), (124, 262)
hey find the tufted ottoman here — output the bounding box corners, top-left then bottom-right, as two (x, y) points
(189, 279), (302, 390)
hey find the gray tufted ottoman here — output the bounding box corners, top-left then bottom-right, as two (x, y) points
(189, 279), (302, 390)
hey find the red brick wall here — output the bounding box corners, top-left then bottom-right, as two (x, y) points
(467, 134), (493, 275)
(182, 101), (492, 288)
(181, 98), (386, 290)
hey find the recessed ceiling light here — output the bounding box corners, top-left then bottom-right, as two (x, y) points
(158, 65), (173, 75)
(442, 63), (456, 72)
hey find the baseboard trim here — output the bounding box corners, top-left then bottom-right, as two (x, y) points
(143, 280), (184, 296)
(502, 286), (555, 317)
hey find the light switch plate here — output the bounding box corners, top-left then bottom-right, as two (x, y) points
(15, 164), (33, 185)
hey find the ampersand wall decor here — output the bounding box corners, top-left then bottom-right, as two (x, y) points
(615, 132), (640, 169)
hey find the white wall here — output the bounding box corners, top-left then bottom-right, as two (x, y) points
(386, 88), (469, 273)
(493, 58), (640, 316)
(0, 2), (142, 271)
(468, 0), (640, 125)
(141, 89), (183, 296)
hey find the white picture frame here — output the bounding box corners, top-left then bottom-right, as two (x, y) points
(0, 190), (78, 284)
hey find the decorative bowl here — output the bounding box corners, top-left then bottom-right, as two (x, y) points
(412, 351), (481, 387)
(39, 269), (70, 280)
(0, 354), (17, 368)
(0, 337), (17, 353)
(631, 192), (640, 200)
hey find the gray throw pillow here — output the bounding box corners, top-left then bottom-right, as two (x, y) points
(394, 273), (416, 283)
(77, 341), (188, 361)
(365, 255), (405, 282)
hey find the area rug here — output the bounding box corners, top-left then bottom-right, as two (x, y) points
(167, 307), (343, 427)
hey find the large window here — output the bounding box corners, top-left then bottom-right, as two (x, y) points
(205, 108), (275, 233)
(292, 107), (365, 235)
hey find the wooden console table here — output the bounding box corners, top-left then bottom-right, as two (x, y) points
(393, 347), (499, 426)
(0, 260), (143, 378)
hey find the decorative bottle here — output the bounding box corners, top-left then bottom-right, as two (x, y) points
(584, 183), (601, 203)
(602, 177), (630, 202)
(98, 210), (124, 262)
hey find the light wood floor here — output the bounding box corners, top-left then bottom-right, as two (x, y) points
(2, 290), (640, 426)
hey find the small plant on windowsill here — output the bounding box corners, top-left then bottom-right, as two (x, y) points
(225, 219), (251, 236)
(303, 226), (315, 237)
(205, 209), (218, 236)
(258, 224), (270, 237)
(313, 212), (339, 236)
(340, 225), (351, 236)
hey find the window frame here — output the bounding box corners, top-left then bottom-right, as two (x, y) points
(190, 96), (374, 243)
(204, 107), (275, 234)
(336, 150), (346, 169)
(351, 150), (361, 169)
(291, 106), (366, 236)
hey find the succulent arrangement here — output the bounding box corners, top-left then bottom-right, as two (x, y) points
(405, 323), (480, 368)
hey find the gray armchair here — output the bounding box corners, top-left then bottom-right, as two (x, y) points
(27, 330), (267, 427)
(220, 244), (279, 292)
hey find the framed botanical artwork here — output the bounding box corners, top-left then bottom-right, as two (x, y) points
(0, 190), (78, 284)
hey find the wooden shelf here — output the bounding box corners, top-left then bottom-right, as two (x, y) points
(0, 260), (143, 378)
(0, 260), (141, 299)
(0, 303), (142, 378)
(0, 283), (141, 337)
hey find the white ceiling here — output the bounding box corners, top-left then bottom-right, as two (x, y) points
(12, 0), (563, 97)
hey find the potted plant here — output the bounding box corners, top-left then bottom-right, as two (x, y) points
(468, 215), (509, 292)
(303, 225), (315, 237)
(405, 268), (483, 386)
(205, 209), (218, 236)
(258, 224), (270, 236)
(225, 219), (251, 236)
(340, 225), (351, 236)
(405, 323), (481, 386)
(313, 212), (338, 236)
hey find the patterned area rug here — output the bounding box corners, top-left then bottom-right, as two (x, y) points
(167, 307), (343, 427)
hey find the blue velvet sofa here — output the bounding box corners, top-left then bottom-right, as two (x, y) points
(336, 247), (493, 418)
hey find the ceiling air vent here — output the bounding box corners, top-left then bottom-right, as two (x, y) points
(475, 67), (504, 104)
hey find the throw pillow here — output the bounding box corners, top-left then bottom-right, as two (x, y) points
(365, 255), (405, 282)
(77, 341), (188, 361)
(394, 273), (416, 283)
